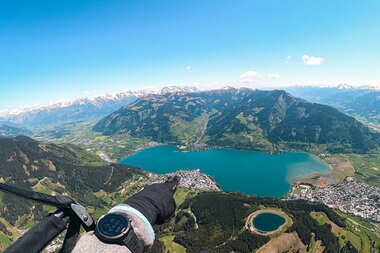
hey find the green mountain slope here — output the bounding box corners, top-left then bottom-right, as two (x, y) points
(93, 88), (380, 153)
(0, 124), (31, 138)
(151, 192), (380, 253)
(0, 136), (145, 250)
(284, 86), (380, 130)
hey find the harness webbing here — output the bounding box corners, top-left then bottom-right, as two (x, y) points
(0, 182), (75, 207)
(0, 182), (93, 253)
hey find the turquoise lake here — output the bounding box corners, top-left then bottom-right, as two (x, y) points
(119, 146), (331, 197)
(252, 213), (286, 232)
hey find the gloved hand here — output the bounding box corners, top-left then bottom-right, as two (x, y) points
(125, 175), (180, 225)
(72, 176), (181, 253)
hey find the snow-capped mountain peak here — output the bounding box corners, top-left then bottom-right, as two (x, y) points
(159, 85), (198, 94)
(0, 85), (199, 126)
(288, 84), (380, 91)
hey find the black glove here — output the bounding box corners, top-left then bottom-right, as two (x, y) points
(124, 176), (180, 225)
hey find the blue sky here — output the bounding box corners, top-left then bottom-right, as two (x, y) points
(1, 0), (380, 110)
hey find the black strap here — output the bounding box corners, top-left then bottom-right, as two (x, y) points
(123, 226), (144, 253)
(59, 212), (82, 253)
(0, 182), (75, 207)
(0, 182), (87, 253)
(4, 215), (69, 253)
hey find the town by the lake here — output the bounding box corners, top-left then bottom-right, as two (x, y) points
(289, 178), (380, 222)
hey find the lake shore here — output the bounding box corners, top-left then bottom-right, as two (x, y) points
(295, 155), (355, 188)
(245, 208), (292, 236)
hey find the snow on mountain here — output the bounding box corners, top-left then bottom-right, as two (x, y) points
(287, 84), (380, 91)
(2, 83), (378, 129)
(160, 85), (198, 94)
(0, 86), (198, 127)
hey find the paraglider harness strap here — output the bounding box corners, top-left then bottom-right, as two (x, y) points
(0, 182), (95, 253)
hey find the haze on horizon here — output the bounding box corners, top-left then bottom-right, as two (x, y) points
(1, 0), (380, 111)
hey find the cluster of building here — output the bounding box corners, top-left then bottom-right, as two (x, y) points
(289, 178), (380, 222)
(150, 169), (221, 192)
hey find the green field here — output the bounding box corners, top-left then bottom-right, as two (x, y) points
(292, 185), (309, 195)
(311, 211), (360, 250)
(339, 150), (380, 187)
(160, 236), (186, 253)
(32, 117), (152, 161)
(310, 211), (380, 252)
(0, 232), (12, 251)
(174, 188), (191, 208)
(169, 113), (209, 147)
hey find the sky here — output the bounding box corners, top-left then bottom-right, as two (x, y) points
(1, 0), (380, 111)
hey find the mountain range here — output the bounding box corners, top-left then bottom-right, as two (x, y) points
(93, 88), (380, 153)
(0, 86), (200, 129)
(0, 94), (138, 127)
(284, 86), (380, 129)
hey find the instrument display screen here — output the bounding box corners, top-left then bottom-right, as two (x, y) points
(97, 213), (130, 238)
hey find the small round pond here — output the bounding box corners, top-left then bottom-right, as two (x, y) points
(252, 212), (286, 233)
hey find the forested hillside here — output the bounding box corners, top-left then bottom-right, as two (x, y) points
(284, 86), (380, 130)
(0, 136), (144, 250)
(94, 88), (380, 153)
(150, 192), (380, 252)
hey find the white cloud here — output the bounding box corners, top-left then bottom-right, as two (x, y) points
(285, 56), (292, 63)
(240, 70), (259, 82)
(185, 66), (192, 71)
(302, 55), (325, 65)
(240, 70), (280, 83)
(267, 73), (280, 79)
